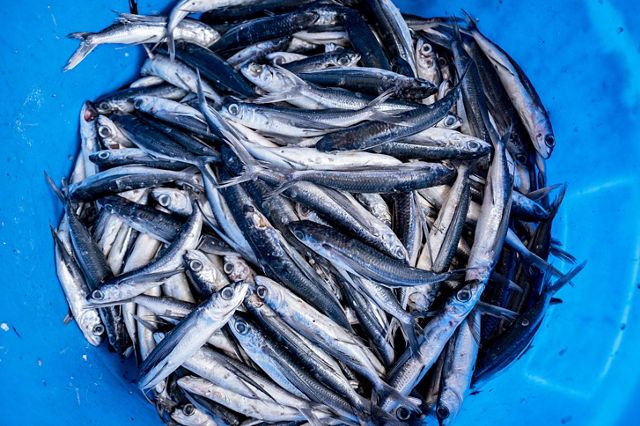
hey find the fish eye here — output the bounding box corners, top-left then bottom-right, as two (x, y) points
(456, 288), (471, 302)
(158, 194), (171, 207)
(446, 116), (456, 126)
(221, 287), (234, 300)
(249, 63), (263, 75)
(98, 102), (110, 111)
(521, 318), (530, 327)
(98, 126), (111, 138)
(293, 229), (305, 240)
(544, 134), (555, 147)
(92, 324), (105, 335)
(516, 153), (527, 163)
(337, 56), (351, 66)
(468, 141), (479, 149)
(182, 404), (195, 416)
(396, 407), (411, 421)
(256, 285), (268, 299)
(223, 262), (235, 274)
(437, 405), (450, 420)
(228, 104), (239, 115)
(133, 98), (144, 109)
(98, 151), (110, 160)
(421, 43), (433, 55)
(189, 259), (203, 272)
(91, 289), (104, 300)
(235, 320), (248, 334)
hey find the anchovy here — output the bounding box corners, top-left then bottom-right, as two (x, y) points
(64, 14), (219, 71)
(93, 83), (186, 115)
(315, 82), (461, 151)
(138, 282), (248, 389)
(298, 67), (436, 100)
(290, 220), (454, 288)
(284, 50), (361, 73)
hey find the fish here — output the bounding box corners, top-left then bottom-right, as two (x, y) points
(138, 281), (248, 389)
(64, 14), (219, 71)
(53, 4), (582, 424)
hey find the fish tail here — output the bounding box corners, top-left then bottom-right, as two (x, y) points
(64, 33), (96, 71)
(44, 171), (67, 203)
(476, 301), (518, 321)
(550, 245), (577, 264)
(167, 31), (176, 62)
(67, 31), (91, 40)
(547, 261), (586, 295)
(399, 318), (420, 354)
(461, 9), (479, 31)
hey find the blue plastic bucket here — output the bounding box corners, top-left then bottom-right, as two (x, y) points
(1, 0), (638, 424)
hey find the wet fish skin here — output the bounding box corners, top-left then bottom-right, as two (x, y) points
(138, 281), (248, 389)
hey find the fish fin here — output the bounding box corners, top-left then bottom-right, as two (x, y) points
(476, 301), (518, 321)
(491, 272), (524, 293)
(549, 297), (563, 305)
(298, 407), (323, 426)
(550, 246), (577, 264)
(117, 13), (159, 24)
(133, 314), (159, 332)
(468, 310), (482, 345)
(63, 310), (74, 324)
(461, 10), (479, 31)
(526, 183), (563, 201)
(548, 183), (568, 218)
(385, 317), (399, 346)
(252, 91), (300, 105)
(128, 0), (138, 15)
(64, 34), (96, 71)
(548, 261), (586, 295)
(67, 31), (91, 40)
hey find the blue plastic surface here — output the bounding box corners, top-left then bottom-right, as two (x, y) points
(1, 1), (639, 425)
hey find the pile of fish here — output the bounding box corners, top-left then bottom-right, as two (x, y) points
(49, 0), (584, 424)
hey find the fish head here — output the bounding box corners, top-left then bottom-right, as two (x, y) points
(438, 113), (463, 130)
(152, 188), (191, 212)
(222, 255), (254, 283)
(445, 279), (485, 317)
(333, 51), (361, 67)
(220, 98), (249, 122)
(171, 404), (208, 425)
(88, 149), (113, 166)
(96, 115), (129, 147)
(132, 95), (160, 114)
(532, 122), (555, 159)
(78, 310), (105, 346)
(288, 220), (328, 252)
(465, 138), (492, 158)
(241, 62), (290, 93)
(86, 285), (128, 307)
(255, 276), (287, 309)
(228, 313), (259, 347)
(218, 281), (249, 307)
(184, 250), (219, 286)
(436, 388), (463, 426)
